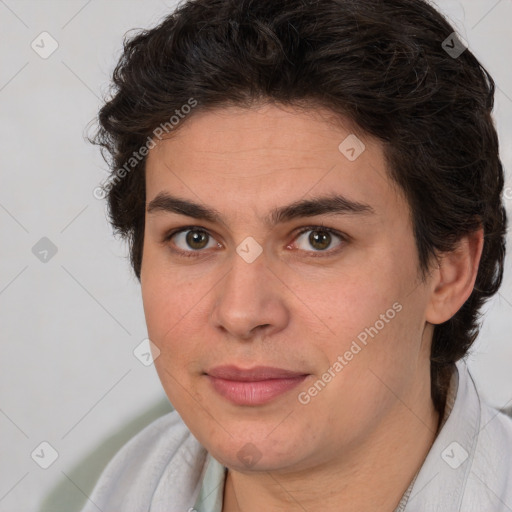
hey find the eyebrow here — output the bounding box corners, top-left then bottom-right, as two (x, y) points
(146, 192), (375, 226)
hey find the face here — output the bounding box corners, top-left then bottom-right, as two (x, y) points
(141, 103), (434, 473)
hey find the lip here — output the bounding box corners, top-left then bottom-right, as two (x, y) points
(205, 365), (309, 406)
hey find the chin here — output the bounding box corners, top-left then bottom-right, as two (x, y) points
(200, 427), (309, 472)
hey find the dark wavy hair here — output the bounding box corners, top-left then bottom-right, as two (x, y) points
(89, 0), (507, 420)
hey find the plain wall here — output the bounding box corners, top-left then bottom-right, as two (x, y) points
(0, 1), (510, 511)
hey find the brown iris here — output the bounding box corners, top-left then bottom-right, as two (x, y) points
(186, 230), (209, 250)
(308, 230), (331, 251)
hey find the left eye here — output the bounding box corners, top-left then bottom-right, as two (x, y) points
(293, 227), (345, 252)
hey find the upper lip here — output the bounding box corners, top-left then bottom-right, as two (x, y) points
(206, 365), (308, 381)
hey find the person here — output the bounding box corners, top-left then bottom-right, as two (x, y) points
(83, 0), (511, 510)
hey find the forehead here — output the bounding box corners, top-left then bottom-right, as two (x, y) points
(148, 103), (367, 170)
(144, 103), (406, 223)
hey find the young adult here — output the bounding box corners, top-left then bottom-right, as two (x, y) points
(83, 1), (511, 510)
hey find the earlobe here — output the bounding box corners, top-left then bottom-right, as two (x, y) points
(425, 228), (484, 325)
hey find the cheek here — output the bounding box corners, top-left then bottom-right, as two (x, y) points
(295, 308), (421, 451)
(142, 273), (205, 412)
(305, 261), (422, 399)
(140, 258), (223, 393)
(141, 246), (210, 341)
(141, 275), (192, 388)
(305, 267), (401, 345)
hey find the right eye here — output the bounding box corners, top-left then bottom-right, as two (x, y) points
(163, 227), (222, 257)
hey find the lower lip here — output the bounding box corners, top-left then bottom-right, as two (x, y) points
(207, 375), (308, 406)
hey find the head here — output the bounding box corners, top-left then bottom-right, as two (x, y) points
(91, 0), (506, 472)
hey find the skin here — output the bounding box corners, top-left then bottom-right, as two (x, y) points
(140, 102), (483, 511)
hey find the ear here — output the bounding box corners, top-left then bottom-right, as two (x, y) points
(425, 228), (484, 325)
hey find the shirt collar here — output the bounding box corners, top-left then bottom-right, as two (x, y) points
(193, 450), (226, 512)
(404, 358), (480, 509)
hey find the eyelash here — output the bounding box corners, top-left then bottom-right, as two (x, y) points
(162, 225), (347, 259)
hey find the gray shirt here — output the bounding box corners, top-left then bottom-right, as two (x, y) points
(81, 359), (512, 511)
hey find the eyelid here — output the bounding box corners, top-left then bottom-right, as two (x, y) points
(162, 224), (348, 257)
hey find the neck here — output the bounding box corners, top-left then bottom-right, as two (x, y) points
(222, 364), (440, 512)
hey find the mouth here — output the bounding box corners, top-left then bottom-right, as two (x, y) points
(205, 365), (309, 406)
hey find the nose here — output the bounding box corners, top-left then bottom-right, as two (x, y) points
(210, 248), (289, 341)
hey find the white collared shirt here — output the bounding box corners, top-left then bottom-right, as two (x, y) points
(80, 359), (512, 512)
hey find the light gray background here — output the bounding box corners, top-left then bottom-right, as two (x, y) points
(0, 1), (510, 511)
